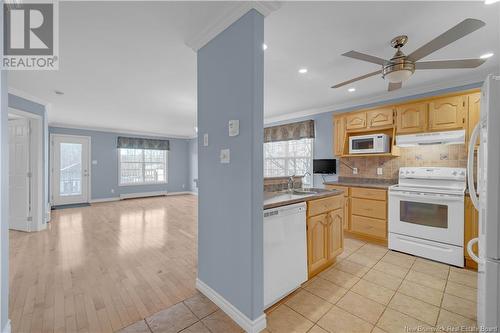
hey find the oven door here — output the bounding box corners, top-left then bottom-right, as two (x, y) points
(389, 190), (464, 246)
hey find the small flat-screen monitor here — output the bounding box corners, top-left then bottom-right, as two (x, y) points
(313, 159), (337, 174)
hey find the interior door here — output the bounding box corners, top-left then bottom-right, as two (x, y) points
(9, 118), (31, 231)
(52, 135), (90, 205)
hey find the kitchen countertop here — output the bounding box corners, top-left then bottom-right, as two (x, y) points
(264, 188), (344, 210)
(323, 178), (397, 190)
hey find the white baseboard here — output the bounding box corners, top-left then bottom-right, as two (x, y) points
(2, 319), (11, 333)
(166, 191), (197, 196)
(196, 278), (266, 333)
(89, 197), (120, 203)
(119, 191), (168, 200)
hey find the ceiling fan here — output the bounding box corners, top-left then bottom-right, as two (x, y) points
(332, 18), (488, 92)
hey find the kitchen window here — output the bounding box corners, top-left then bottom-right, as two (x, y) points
(119, 148), (168, 186)
(264, 138), (314, 186)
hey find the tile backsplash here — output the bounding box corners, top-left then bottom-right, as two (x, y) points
(339, 144), (468, 179)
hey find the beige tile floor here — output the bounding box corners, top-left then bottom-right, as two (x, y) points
(118, 237), (478, 333)
(265, 238), (478, 333)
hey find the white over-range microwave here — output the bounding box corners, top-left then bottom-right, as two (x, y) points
(349, 133), (390, 154)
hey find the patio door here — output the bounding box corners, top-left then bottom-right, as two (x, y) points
(51, 134), (91, 205)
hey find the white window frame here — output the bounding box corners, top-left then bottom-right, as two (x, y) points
(264, 138), (314, 186)
(118, 148), (168, 186)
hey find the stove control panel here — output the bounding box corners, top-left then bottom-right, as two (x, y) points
(399, 167), (466, 180)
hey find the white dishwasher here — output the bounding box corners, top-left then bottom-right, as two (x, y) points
(263, 202), (308, 308)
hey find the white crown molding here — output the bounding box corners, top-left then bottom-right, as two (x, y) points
(48, 122), (193, 140)
(185, 1), (281, 52)
(264, 69), (492, 125)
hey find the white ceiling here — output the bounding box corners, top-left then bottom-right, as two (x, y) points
(8, 1), (500, 138)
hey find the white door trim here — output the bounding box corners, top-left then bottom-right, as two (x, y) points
(50, 133), (92, 205)
(8, 108), (44, 232)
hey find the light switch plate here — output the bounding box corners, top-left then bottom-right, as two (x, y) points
(92, 160), (98, 165)
(228, 120), (239, 137)
(377, 167), (383, 175)
(203, 133), (209, 146)
(353, 168), (358, 175)
(220, 149), (230, 164)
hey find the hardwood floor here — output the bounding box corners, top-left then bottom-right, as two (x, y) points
(9, 195), (198, 333)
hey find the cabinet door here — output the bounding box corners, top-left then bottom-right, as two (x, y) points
(464, 196), (479, 269)
(307, 214), (329, 276)
(467, 93), (481, 147)
(327, 210), (344, 259)
(367, 108), (394, 128)
(334, 116), (345, 156)
(428, 95), (466, 131)
(396, 102), (428, 134)
(344, 197), (350, 230)
(345, 112), (367, 130)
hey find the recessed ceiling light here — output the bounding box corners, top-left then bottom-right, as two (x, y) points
(298, 68), (308, 74)
(262, 43), (268, 51)
(485, 0), (499, 4)
(54, 90), (64, 95)
(480, 52), (494, 59)
(348, 87), (356, 92)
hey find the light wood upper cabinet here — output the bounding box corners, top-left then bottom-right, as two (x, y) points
(367, 108), (394, 128)
(428, 96), (466, 131)
(334, 116), (345, 156)
(345, 112), (367, 130)
(307, 214), (329, 276)
(396, 102), (428, 134)
(327, 210), (344, 259)
(467, 92), (481, 147)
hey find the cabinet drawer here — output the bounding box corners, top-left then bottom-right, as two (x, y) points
(308, 195), (343, 217)
(351, 187), (386, 201)
(351, 198), (386, 219)
(351, 215), (386, 239)
(324, 185), (349, 197)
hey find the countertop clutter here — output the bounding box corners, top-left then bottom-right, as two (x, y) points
(263, 188), (344, 210)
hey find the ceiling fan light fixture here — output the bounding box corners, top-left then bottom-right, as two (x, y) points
(384, 69), (413, 83)
(480, 52), (494, 59)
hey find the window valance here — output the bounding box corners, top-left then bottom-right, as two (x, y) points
(264, 120), (315, 143)
(117, 136), (170, 151)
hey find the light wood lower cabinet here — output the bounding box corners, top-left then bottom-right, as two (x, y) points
(306, 196), (344, 278)
(464, 196), (479, 270)
(325, 185), (388, 242)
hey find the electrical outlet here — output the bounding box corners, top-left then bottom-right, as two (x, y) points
(352, 168), (358, 175)
(111, 189), (115, 194)
(182, 184), (185, 189)
(377, 167), (383, 175)
(203, 133), (209, 146)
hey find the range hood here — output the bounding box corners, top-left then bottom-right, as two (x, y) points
(396, 129), (465, 147)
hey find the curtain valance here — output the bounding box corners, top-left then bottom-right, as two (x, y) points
(264, 120), (315, 143)
(117, 136), (170, 150)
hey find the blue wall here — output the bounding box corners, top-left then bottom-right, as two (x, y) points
(197, 10), (264, 322)
(49, 127), (190, 200)
(0, 64), (8, 331)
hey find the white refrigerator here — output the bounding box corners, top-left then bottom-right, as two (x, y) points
(467, 74), (500, 330)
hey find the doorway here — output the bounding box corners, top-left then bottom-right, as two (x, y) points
(50, 134), (91, 206)
(8, 109), (43, 232)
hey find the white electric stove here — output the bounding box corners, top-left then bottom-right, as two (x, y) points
(388, 167), (466, 267)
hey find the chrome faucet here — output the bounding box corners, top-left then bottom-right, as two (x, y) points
(287, 175), (295, 192)
(303, 172), (312, 189)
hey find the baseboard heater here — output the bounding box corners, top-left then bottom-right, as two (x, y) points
(119, 191), (168, 200)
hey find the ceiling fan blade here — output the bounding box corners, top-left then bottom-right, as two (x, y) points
(408, 18), (485, 61)
(416, 58), (486, 69)
(331, 70), (382, 88)
(388, 82), (402, 91)
(342, 51), (386, 65)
